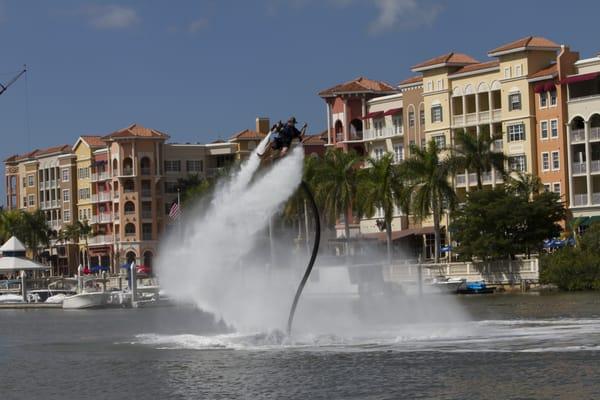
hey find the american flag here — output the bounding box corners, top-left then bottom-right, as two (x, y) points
(169, 201), (181, 220)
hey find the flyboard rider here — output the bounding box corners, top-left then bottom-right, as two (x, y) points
(263, 116), (307, 158)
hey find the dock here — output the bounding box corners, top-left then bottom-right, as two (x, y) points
(0, 303), (62, 309)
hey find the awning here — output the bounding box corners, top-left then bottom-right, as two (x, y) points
(534, 81), (556, 93)
(383, 108), (403, 116)
(361, 111), (384, 120)
(360, 226), (436, 242)
(561, 72), (600, 85)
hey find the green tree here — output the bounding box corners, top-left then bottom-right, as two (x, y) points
(452, 129), (506, 189)
(62, 223), (82, 266)
(360, 153), (407, 264)
(452, 187), (565, 261)
(312, 148), (366, 253)
(20, 210), (51, 260)
(401, 140), (456, 263)
(506, 171), (543, 199)
(77, 219), (94, 267)
(177, 174), (213, 204)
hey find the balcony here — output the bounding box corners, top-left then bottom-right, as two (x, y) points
(479, 111), (490, 123)
(91, 192), (112, 203)
(591, 127), (600, 141)
(91, 213), (113, 224)
(491, 109), (502, 122)
(572, 162), (586, 175)
(492, 140), (503, 152)
(363, 127), (403, 140)
(482, 172), (493, 184)
(591, 160), (600, 173)
(122, 168), (134, 176)
(571, 129), (585, 143)
(453, 115), (464, 126)
(88, 235), (114, 245)
(465, 113), (477, 125)
(456, 174), (466, 187)
(91, 172), (110, 182)
(113, 213), (120, 221)
(593, 193), (600, 205)
(573, 193), (588, 207)
(113, 191), (120, 200)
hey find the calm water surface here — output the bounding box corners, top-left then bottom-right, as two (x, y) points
(1, 292), (600, 399)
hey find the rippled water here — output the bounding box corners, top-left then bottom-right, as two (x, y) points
(1, 292), (600, 399)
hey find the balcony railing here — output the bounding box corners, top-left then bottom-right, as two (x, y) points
(456, 174), (466, 187)
(465, 113), (477, 125)
(363, 127), (403, 140)
(122, 168), (134, 176)
(573, 193), (588, 206)
(491, 109), (502, 122)
(91, 172), (110, 182)
(113, 191), (120, 199)
(336, 133), (344, 142)
(113, 213), (120, 221)
(88, 235), (114, 245)
(593, 193), (600, 205)
(571, 129), (585, 143)
(572, 162), (586, 175)
(453, 115), (464, 126)
(591, 127), (600, 141)
(91, 213), (113, 224)
(91, 192), (111, 202)
(479, 111), (490, 123)
(482, 172), (493, 184)
(591, 160), (600, 173)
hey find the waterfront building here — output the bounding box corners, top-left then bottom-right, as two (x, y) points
(564, 53), (600, 220)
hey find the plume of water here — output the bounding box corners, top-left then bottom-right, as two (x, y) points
(156, 136), (305, 331)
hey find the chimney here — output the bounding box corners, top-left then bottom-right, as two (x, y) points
(256, 117), (270, 134)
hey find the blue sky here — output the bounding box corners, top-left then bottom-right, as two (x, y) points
(0, 0), (598, 204)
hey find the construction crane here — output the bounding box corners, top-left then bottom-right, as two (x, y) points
(0, 65), (27, 97)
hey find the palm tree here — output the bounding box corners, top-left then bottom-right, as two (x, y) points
(20, 210), (51, 261)
(401, 140), (457, 263)
(77, 219), (94, 268)
(62, 223), (81, 267)
(0, 209), (26, 243)
(452, 129), (506, 190)
(312, 148), (366, 254)
(360, 153), (407, 264)
(506, 171), (543, 199)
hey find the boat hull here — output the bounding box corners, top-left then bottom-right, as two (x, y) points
(62, 292), (108, 309)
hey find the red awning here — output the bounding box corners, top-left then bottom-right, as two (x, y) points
(534, 81), (557, 93)
(561, 72), (600, 85)
(534, 83), (545, 93)
(544, 82), (556, 91)
(383, 108), (403, 116)
(361, 111), (384, 120)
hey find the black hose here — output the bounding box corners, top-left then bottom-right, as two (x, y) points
(287, 180), (320, 336)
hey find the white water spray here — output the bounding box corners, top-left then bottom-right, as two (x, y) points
(156, 135), (306, 331)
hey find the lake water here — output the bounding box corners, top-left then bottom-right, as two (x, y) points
(1, 292), (600, 399)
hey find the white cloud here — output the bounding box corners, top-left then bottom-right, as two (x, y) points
(369, 0), (443, 34)
(188, 17), (209, 33)
(82, 4), (140, 30)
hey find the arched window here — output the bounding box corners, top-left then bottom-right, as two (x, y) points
(334, 120), (343, 141)
(126, 251), (136, 264)
(112, 159), (118, 176)
(124, 201), (135, 214)
(143, 251), (153, 269)
(123, 179), (134, 192)
(140, 157), (151, 175)
(123, 157), (133, 175)
(349, 119), (363, 140)
(125, 223), (136, 236)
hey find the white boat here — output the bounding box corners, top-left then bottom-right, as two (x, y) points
(0, 293), (25, 303)
(427, 277), (466, 294)
(62, 291), (108, 309)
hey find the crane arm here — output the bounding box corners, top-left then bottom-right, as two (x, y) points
(0, 65), (27, 96)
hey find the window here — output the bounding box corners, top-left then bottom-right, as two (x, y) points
(142, 223), (153, 240)
(550, 90), (557, 106)
(540, 121), (548, 139)
(374, 148), (385, 161)
(553, 182), (561, 194)
(550, 120), (558, 138)
(22, 177), (26, 188)
(515, 64), (522, 77)
(373, 119), (385, 136)
(408, 111), (415, 127)
(431, 105), (443, 123)
(509, 155), (526, 172)
(419, 110), (425, 126)
(78, 167), (89, 179)
(508, 93), (521, 111)
(63, 210), (70, 222)
(125, 223), (136, 236)
(421, 138), (426, 149)
(62, 168), (70, 182)
(543, 183), (551, 192)
(164, 181), (178, 194)
(540, 92), (548, 107)
(22, 196), (26, 207)
(507, 123), (525, 142)
(28, 194), (34, 207)
(78, 188), (90, 200)
(504, 67), (511, 79)
(436, 79), (443, 90)
(552, 151), (560, 170)
(433, 134), (446, 148)
(392, 116), (403, 134)
(427, 81), (433, 92)
(541, 152), (550, 171)
(63, 189), (70, 202)
(186, 160), (203, 173)
(164, 160), (181, 173)
(393, 144), (404, 163)
(28, 175), (34, 187)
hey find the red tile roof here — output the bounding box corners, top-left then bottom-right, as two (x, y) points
(449, 60), (500, 76)
(529, 63), (558, 79)
(102, 123), (169, 140)
(488, 36), (560, 55)
(412, 52), (479, 71)
(319, 76), (397, 97)
(80, 135), (106, 148)
(9, 145), (71, 162)
(398, 75), (423, 86)
(229, 129), (266, 141)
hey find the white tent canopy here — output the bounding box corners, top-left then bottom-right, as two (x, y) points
(0, 236), (49, 272)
